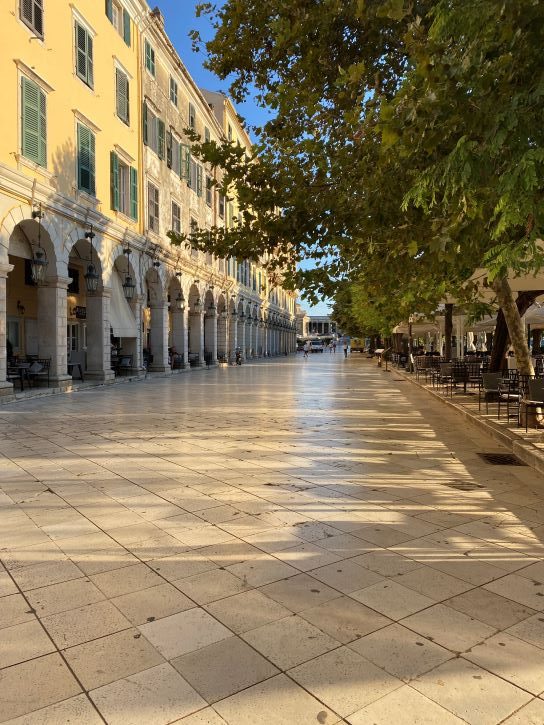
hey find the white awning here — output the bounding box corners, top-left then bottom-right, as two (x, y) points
(110, 270), (137, 338)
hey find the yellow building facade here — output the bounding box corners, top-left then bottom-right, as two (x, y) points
(0, 0), (296, 399)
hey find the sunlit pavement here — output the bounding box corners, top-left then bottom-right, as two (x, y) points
(1, 355), (544, 724)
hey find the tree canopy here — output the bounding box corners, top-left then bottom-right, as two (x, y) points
(169, 0), (544, 372)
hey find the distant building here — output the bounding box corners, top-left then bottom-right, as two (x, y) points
(295, 304), (310, 337)
(308, 316), (338, 336)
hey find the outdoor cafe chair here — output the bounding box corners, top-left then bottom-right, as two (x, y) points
(28, 359), (50, 388)
(479, 372), (501, 413)
(498, 377), (522, 425)
(520, 378), (544, 431)
(437, 362), (453, 394)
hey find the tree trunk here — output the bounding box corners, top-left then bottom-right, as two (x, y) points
(491, 277), (534, 376)
(489, 290), (542, 372)
(444, 303), (453, 360)
(488, 308), (508, 373)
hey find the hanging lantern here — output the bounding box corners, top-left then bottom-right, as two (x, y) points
(30, 205), (48, 284)
(122, 274), (136, 301)
(194, 297), (203, 313)
(174, 292), (185, 311)
(84, 263), (100, 294)
(30, 248), (48, 285)
(84, 225), (101, 295)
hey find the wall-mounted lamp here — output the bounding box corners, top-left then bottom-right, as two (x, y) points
(16, 300), (25, 316)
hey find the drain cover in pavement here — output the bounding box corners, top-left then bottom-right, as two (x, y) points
(443, 481), (485, 492)
(477, 452), (527, 466)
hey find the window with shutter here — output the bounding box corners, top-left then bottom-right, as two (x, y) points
(75, 21), (93, 88)
(158, 120), (165, 160)
(206, 175), (212, 207)
(20, 0), (43, 37)
(171, 201), (181, 234)
(196, 165), (203, 197)
(77, 123), (95, 195)
(144, 40), (155, 76)
(166, 130), (172, 168)
(181, 145), (191, 180)
(170, 77), (178, 107)
(189, 102), (196, 130)
(218, 194), (225, 219)
(122, 8), (130, 46)
(130, 166), (138, 220)
(21, 77), (46, 167)
(171, 138), (181, 177)
(110, 151), (119, 210)
(148, 182), (159, 233)
(204, 127), (210, 143)
(115, 68), (129, 124)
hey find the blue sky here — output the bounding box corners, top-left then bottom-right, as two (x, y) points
(155, 1), (331, 316)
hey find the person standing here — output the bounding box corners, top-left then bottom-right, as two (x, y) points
(303, 340), (311, 359)
(343, 340), (348, 358)
(332, 341), (337, 354)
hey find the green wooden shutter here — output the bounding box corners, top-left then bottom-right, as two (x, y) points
(77, 124), (95, 195)
(196, 165), (203, 197)
(130, 166), (138, 220)
(143, 103), (148, 145)
(75, 23), (93, 87)
(105, 0), (113, 21)
(21, 77), (46, 167)
(158, 119), (165, 160)
(166, 130), (172, 168)
(123, 9), (131, 46)
(116, 69), (129, 123)
(110, 151), (119, 210)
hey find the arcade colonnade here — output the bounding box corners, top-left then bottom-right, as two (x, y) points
(0, 203), (297, 399)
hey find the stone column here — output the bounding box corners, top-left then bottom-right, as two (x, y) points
(38, 276), (71, 388)
(217, 312), (228, 359)
(123, 293), (144, 374)
(245, 321), (251, 359)
(237, 317), (246, 359)
(171, 307), (185, 368)
(0, 263), (14, 397)
(229, 313), (238, 361)
(86, 289), (114, 381)
(149, 301), (170, 372)
(189, 310), (204, 365)
(255, 323), (261, 357)
(204, 310), (218, 365)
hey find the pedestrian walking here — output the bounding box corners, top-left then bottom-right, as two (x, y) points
(329, 342), (333, 354)
(343, 340), (348, 358)
(303, 340), (311, 359)
(332, 341), (337, 354)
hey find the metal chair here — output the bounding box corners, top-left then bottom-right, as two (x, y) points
(521, 378), (544, 431)
(498, 377), (522, 424)
(479, 372), (501, 413)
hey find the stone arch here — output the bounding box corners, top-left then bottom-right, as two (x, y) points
(1, 204), (61, 268)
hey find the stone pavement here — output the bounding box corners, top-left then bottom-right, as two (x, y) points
(1, 354), (544, 724)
